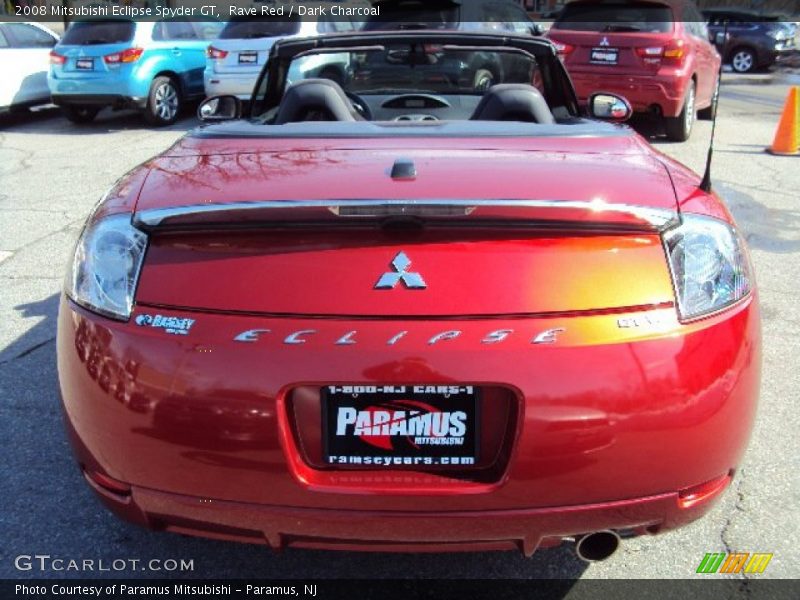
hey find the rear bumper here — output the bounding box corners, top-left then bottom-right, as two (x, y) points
(58, 294), (760, 552)
(85, 474), (731, 554)
(48, 69), (150, 99)
(569, 71), (688, 117)
(767, 47), (798, 65)
(204, 69), (257, 100)
(52, 93), (147, 110)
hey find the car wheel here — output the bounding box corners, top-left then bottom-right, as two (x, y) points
(664, 81), (696, 142)
(144, 76), (181, 126)
(730, 48), (756, 73)
(473, 68), (494, 92)
(697, 76), (719, 121)
(63, 106), (100, 124)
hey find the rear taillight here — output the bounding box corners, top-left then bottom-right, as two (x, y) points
(104, 47), (144, 64)
(49, 51), (66, 65)
(84, 468), (131, 497)
(635, 45), (664, 66)
(662, 39), (686, 66)
(207, 45), (228, 60)
(635, 39), (686, 67)
(552, 41), (575, 57)
(635, 46), (663, 57)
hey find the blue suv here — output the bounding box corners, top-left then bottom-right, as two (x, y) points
(49, 20), (222, 125)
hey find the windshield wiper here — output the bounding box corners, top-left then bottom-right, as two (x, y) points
(83, 39), (114, 45)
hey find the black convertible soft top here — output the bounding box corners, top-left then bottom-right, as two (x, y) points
(191, 119), (632, 140)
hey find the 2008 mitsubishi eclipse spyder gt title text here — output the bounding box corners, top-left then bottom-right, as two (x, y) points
(57, 31), (760, 560)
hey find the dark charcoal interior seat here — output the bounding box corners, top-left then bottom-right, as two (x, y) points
(274, 79), (362, 124)
(470, 84), (555, 124)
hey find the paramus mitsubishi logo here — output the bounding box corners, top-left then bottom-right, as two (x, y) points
(374, 251), (427, 290)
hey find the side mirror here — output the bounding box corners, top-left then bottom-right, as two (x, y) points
(198, 95), (242, 122)
(588, 93), (632, 122)
(714, 32), (728, 46)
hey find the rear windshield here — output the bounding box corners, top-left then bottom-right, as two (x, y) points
(61, 20), (135, 45)
(219, 17), (301, 39)
(363, 1), (458, 31)
(552, 2), (673, 33)
(289, 46), (541, 96)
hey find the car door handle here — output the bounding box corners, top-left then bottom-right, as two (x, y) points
(172, 48), (181, 56)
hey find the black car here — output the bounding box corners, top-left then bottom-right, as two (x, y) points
(704, 9), (797, 73)
(360, 0), (544, 92)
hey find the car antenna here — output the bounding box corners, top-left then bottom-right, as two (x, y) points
(700, 20), (728, 193)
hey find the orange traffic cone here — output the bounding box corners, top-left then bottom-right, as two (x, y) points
(767, 86), (799, 156)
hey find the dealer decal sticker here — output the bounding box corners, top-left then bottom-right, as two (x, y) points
(324, 385), (479, 467)
(135, 314), (195, 336)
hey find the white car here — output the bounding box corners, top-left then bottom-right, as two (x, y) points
(204, 15), (362, 100)
(0, 22), (59, 112)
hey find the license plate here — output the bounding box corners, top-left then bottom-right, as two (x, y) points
(238, 51), (258, 64)
(75, 58), (94, 70)
(590, 47), (619, 65)
(323, 385), (479, 468)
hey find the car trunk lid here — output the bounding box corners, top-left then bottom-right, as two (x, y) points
(133, 139), (678, 317)
(211, 18), (301, 74)
(53, 20), (137, 78)
(209, 38), (279, 75)
(549, 30), (677, 74)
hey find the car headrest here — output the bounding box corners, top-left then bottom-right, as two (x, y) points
(470, 84), (555, 124)
(274, 79), (361, 124)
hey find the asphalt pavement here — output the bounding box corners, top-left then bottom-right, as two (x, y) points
(1, 71), (798, 581)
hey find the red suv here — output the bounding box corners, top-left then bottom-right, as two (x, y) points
(547, 0), (721, 141)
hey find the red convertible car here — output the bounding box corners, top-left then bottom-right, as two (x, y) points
(58, 31), (759, 561)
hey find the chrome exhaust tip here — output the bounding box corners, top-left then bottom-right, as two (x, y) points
(575, 530), (621, 562)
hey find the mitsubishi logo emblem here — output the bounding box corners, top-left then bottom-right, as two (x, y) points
(374, 251), (427, 290)
(599, 36), (610, 46)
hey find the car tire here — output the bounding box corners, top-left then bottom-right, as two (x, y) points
(730, 47), (756, 73)
(144, 76), (181, 126)
(63, 106), (100, 124)
(697, 76), (719, 121)
(473, 68), (495, 92)
(664, 81), (696, 142)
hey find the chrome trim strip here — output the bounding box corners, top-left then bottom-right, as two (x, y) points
(292, 45), (386, 59)
(134, 199), (677, 231)
(441, 45), (537, 60)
